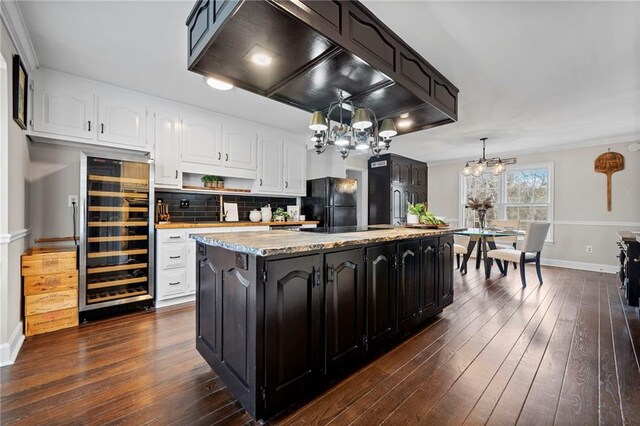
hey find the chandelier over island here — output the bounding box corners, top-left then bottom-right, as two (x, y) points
(309, 91), (398, 159)
(462, 137), (506, 176)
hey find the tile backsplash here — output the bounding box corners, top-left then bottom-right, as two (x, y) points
(155, 191), (296, 223)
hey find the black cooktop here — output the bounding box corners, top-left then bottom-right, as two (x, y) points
(297, 226), (395, 234)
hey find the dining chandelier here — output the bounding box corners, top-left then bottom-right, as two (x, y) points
(309, 91), (397, 159)
(462, 137), (506, 176)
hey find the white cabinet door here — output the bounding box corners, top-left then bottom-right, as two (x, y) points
(283, 141), (307, 195)
(181, 111), (222, 166)
(32, 79), (94, 139)
(185, 239), (196, 294)
(223, 122), (257, 171)
(256, 135), (284, 193)
(97, 96), (147, 147)
(153, 110), (181, 187)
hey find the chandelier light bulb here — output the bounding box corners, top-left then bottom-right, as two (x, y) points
(462, 162), (472, 176)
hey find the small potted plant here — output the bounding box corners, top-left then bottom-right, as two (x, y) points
(217, 176), (225, 189)
(407, 202), (426, 224)
(201, 175), (216, 188)
(271, 207), (291, 222)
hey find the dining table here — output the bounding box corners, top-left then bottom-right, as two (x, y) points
(455, 228), (525, 278)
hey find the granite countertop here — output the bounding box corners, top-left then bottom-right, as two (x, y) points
(192, 227), (465, 256)
(156, 221), (319, 229)
(617, 230), (640, 243)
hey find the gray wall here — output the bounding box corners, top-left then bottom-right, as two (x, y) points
(428, 141), (640, 269)
(1, 20), (31, 350)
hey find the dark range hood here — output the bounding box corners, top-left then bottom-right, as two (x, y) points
(186, 0), (459, 135)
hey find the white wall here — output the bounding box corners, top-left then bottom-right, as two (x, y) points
(428, 141), (640, 270)
(1, 19), (31, 365)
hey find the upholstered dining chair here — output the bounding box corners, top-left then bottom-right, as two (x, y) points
(490, 219), (520, 269)
(487, 222), (551, 287)
(453, 235), (470, 269)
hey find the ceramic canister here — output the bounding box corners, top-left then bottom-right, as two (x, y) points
(249, 210), (262, 222)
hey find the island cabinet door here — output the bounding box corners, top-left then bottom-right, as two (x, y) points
(197, 250), (219, 356)
(439, 235), (454, 308)
(419, 238), (439, 321)
(325, 249), (366, 374)
(365, 244), (396, 353)
(264, 254), (323, 411)
(396, 240), (421, 335)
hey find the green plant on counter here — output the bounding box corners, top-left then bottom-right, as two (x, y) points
(201, 175), (216, 184)
(408, 202), (446, 225)
(217, 176), (225, 182)
(271, 207), (291, 221)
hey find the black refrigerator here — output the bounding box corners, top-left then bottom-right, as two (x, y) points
(302, 178), (358, 227)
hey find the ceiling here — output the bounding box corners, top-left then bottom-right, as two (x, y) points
(16, 1), (640, 163)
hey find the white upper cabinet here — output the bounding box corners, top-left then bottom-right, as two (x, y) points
(223, 121), (257, 171)
(32, 76), (94, 140)
(153, 108), (181, 188)
(254, 134), (307, 196)
(97, 96), (147, 148)
(181, 110), (223, 167)
(283, 141), (307, 195)
(257, 135), (284, 193)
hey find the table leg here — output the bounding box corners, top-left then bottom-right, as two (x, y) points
(461, 238), (477, 274)
(475, 240), (482, 270)
(483, 238), (492, 279)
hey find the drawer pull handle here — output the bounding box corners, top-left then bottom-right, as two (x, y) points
(169, 236), (181, 239)
(169, 281), (181, 286)
(169, 256), (181, 259)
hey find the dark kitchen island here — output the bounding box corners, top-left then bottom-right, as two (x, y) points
(191, 226), (461, 420)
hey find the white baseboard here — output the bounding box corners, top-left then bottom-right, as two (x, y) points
(0, 321), (24, 367)
(156, 294), (195, 309)
(540, 258), (618, 274)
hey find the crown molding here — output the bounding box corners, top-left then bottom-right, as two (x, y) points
(0, 0), (38, 72)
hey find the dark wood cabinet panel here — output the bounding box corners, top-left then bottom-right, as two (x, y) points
(434, 77), (458, 116)
(300, 0), (342, 30)
(197, 255), (219, 354)
(325, 249), (366, 373)
(419, 238), (439, 320)
(221, 268), (252, 386)
(439, 235), (454, 307)
(396, 240), (421, 334)
(369, 154), (428, 225)
(347, 7), (396, 73)
(365, 244), (396, 353)
(264, 255), (323, 408)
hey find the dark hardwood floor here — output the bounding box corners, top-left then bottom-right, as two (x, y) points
(2, 266), (639, 425)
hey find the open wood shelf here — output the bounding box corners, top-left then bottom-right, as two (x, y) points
(88, 221), (148, 227)
(182, 185), (251, 193)
(89, 175), (148, 185)
(87, 262), (148, 274)
(87, 276), (147, 290)
(88, 206), (148, 212)
(88, 235), (148, 243)
(89, 190), (148, 199)
(87, 248), (148, 259)
(87, 287), (148, 303)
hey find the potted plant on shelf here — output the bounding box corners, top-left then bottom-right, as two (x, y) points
(465, 197), (494, 230)
(201, 175), (216, 188)
(217, 176), (225, 189)
(271, 207), (291, 222)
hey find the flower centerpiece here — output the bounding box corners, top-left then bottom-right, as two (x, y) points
(465, 197), (494, 230)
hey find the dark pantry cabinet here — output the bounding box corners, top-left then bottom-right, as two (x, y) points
(195, 233), (454, 420)
(369, 153), (428, 225)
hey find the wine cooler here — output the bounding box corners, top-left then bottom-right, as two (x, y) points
(79, 154), (155, 313)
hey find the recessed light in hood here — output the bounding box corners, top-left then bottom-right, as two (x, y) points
(203, 76), (234, 91)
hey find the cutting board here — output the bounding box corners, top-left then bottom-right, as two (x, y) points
(594, 151), (624, 211)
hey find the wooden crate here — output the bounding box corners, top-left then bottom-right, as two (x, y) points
(21, 247), (77, 276)
(24, 271), (78, 296)
(25, 289), (78, 316)
(25, 308), (78, 337)
(22, 246), (78, 336)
